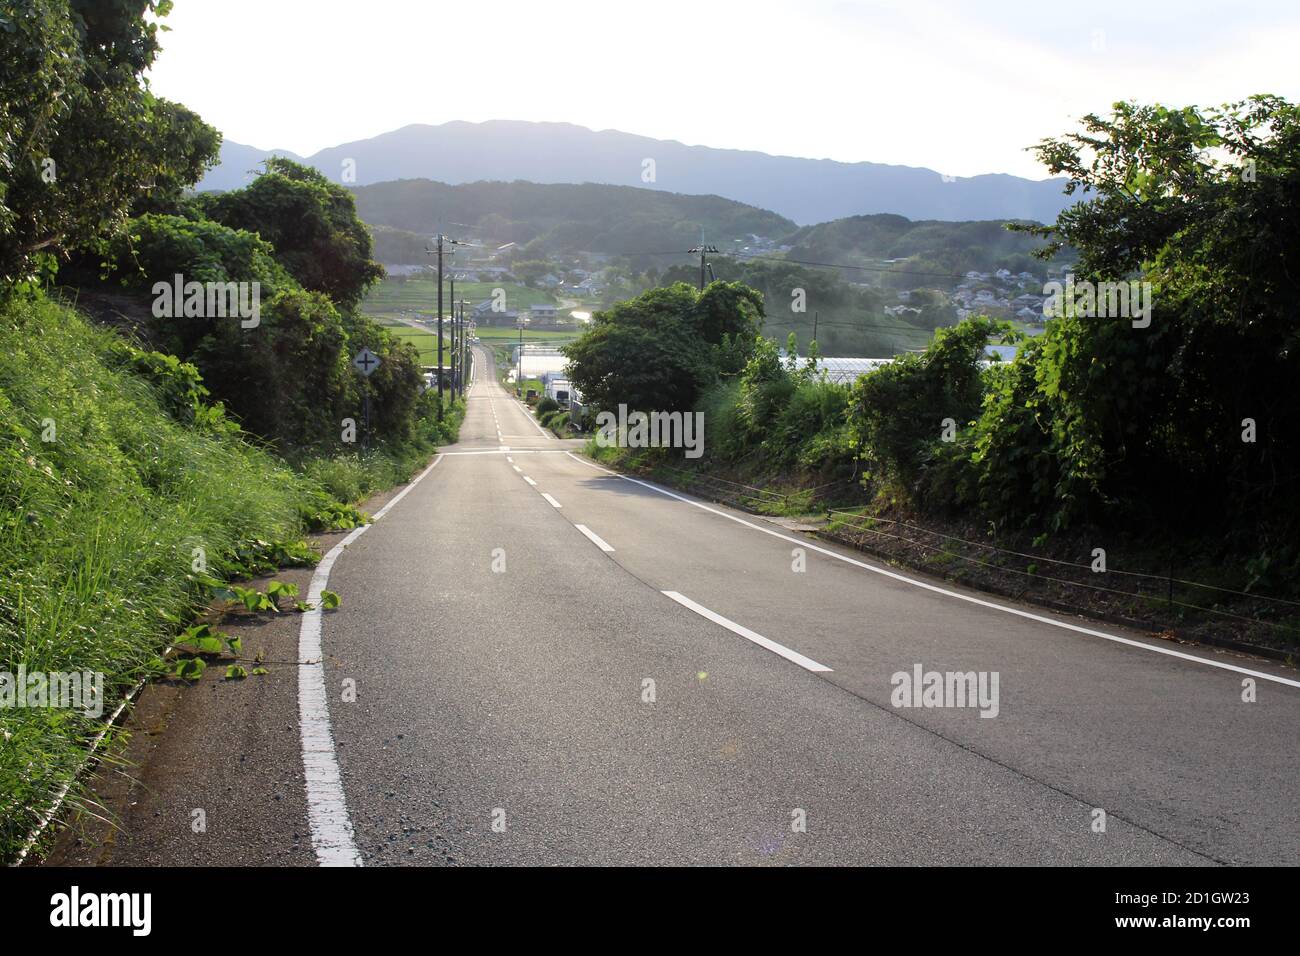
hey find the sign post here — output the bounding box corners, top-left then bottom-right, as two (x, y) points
(352, 347), (381, 450)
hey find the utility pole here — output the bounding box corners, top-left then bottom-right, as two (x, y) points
(434, 235), (445, 418)
(813, 310), (819, 344)
(688, 244), (719, 291)
(517, 316), (524, 398)
(428, 234), (469, 418)
(459, 299), (469, 396)
(449, 273), (457, 399)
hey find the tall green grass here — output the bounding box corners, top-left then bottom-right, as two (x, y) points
(0, 294), (321, 861)
(297, 396), (464, 503)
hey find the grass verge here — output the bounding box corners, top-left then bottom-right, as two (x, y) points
(0, 293), (461, 862)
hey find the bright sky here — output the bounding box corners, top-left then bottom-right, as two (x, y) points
(146, 0), (1299, 179)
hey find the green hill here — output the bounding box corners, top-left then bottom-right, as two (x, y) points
(779, 213), (1068, 282)
(351, 180), (796, 259)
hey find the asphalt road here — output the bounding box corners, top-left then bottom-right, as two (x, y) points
(315, 347), (1300, 866)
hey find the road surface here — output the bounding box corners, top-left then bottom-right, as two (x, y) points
(43, 345), (1298, 867)
(313, 346), (1299, 866)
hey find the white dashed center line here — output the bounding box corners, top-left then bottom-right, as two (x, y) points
(575, 524), (615, 552)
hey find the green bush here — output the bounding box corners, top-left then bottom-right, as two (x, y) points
(100, 214), (428, 450)
(736, 336), (796, 441)
(541, 408), (570, 434)
(848, 318), (1007, 490)
(536, 396), (559, 415)
(771, 377), (852, 473)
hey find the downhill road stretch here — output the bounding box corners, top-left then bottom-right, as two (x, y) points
(311, 347), (1297, 866)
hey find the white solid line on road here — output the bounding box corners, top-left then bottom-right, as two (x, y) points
(372, 455), (443, 521)
(515, 399), (552, 439)
(542, 493), (562, 508)
(575, 524), (615, 552)
(523, 475), (537, 486)
(299, 455), (444, 866)
(566, 451), (617, 474)
(662, 591), (832, 673)
(599, 471), (1300, 690)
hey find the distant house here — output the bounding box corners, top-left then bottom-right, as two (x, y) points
(530, 303), (559, 321)
(472, 299), (519, 325)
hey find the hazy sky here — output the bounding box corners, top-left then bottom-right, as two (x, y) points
(146, 0), (1299, 179)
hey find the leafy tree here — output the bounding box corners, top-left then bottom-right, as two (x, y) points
(1008, 95), (1300, 533)
(564, 280), (767, 414)
(0, 0), (219, 284)
(105, 213), (293, 355)
(563, 284), (709, 412)
(200, 157), (383, 311)
(691, 280), (765, 356)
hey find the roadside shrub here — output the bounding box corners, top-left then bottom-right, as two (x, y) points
(736, 336), (795, 440)
(769, 377), (851, 472)
(849, 318), (1006, 491)
(698, 379), (746, 463)
(969, 338), (1061, 528)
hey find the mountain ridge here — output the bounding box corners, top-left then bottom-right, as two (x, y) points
(198, 119), (1073, 226)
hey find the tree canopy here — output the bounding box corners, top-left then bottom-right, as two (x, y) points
(0, 0), (220, 285)
(563, 281), (763, 413)
(1001, 95), (1300, 532)
(200, 157), (384, 310)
